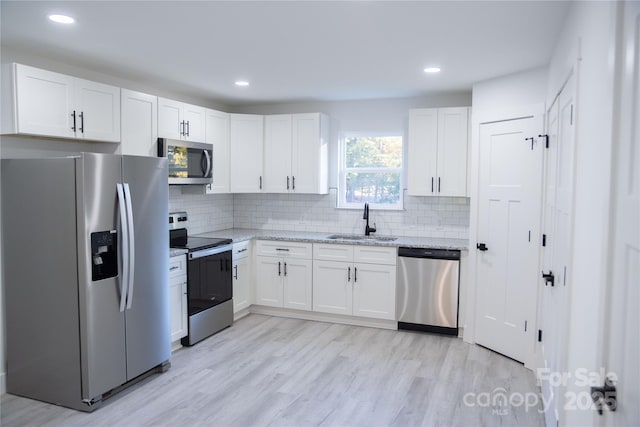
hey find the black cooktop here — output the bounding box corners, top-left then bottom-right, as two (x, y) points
(170, 228), (232, 252)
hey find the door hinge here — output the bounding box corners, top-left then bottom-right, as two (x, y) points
(538, 329), (543, 342)
(542, 234), (547, 247)
(570, 104), (574, 125)
(538, 134), (549, 148)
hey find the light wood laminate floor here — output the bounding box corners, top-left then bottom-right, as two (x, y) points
(1, 314), (545, 426)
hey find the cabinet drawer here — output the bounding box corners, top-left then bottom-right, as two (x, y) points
(354, 245), (397, 265)
(233, 240), (250, 260)
(169, 254), (187, 279)
(313, 243), (354, 262)
(255, 240), (312, 259)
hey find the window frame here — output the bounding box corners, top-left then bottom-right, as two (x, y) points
(337, 132), (404, 210)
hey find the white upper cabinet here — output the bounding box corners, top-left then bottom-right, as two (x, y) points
(264, 114), (293, 192)
(120, 89), (158, 156)
(263, 113), (329, 194)
(158, 97), (205, 142)
(408, 107), (469, 197)
(205, 109), (230, 194)
(2, 63), (120, 142)
(229, 114), (264, 193)
(291, 113), (329, 194)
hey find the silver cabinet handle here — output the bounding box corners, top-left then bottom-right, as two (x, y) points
(186, 120), (190, 137)
(79, 112), (84, 134)
(237, 248), (247, 253)
(180, 121), (184, 136)
(116, 183), (129, 313)
(234, 265), (238, 280)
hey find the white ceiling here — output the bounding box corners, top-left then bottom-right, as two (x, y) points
(0, 1), (571, 107)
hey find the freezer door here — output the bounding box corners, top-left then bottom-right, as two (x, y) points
(76, 153), (127, 400)
(122, 155), (170, 380)
(396, 256), (459, 328)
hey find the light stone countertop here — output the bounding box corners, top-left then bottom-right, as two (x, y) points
(169, 248), (188, 257)
(194, 228), (469, 250)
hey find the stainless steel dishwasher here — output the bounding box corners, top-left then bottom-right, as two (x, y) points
(397, 247), (461, 335)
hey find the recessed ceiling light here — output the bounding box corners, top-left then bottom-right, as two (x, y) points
(235, 81), (250, 87)
(424, 67), (441, 73)
(48, 14), (75, 24)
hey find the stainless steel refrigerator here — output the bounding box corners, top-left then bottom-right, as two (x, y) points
(1, 153), (170, 411)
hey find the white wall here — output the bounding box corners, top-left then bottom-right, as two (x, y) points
(546, 2), (619, 426)
(472, 67), (548, 111)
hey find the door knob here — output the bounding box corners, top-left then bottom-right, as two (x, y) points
(476, 243), (488, 251)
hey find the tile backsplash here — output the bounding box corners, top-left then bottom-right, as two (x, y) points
(169, 188), (469, 239)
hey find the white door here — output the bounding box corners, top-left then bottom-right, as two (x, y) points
(475, 113), (543, 364)
(539, 74), (577, 427)
(437, 107), (469, 197)
(407, 108), (438, 196)
(352, 263), (396, 320)
(312, 260), (352, 315)
(75, 78), (120, 142)
(182, 103), (206, 142)
(169, 278), (187, 342)
(263, 114), (292, 193)
(233, 256), (250, 313)
(601, 2), (640, 424)
(15, 64), (75, 138)
(283, 258), (312, 311)
(255, 256), (282, 307)
(158, 97), (183, 140)
(291, 113), (322, 194)
(120, 89), (157, 156)
(205, 109), (230, 193)
(230, 114), (264, 193)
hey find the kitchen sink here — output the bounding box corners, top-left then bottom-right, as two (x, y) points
(326, 234), (397, 242)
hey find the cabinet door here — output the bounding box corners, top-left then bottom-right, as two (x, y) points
(255, 256), (283, 307)
(352, 263), (396, 320)
(292, 113), (327, 194)
(120, 89), (157, 156)
(14, 64), (75, 138)
(169, 279), (188, 342)
(233, 256), (251, 313)
(283, 258), (312, 311)
(75, 78), (120, 142)
(230, 114), (264, 193)
(263, 114), (293, 193)
(158, 97), (183, 139)
(407, 108), (438, 196)
(436, 107), (469, 197)
(312, 260), (352, 315)
(183, 103), (206, 142)
(205, 109), (230, 193)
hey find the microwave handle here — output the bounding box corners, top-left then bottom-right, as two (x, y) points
(203, 150), (212, 178)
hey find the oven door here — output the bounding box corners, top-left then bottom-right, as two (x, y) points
(158, 138), (213, 185)
(186, 246), (232, 316)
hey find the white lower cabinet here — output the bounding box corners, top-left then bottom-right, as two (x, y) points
(233, 244), (251, 313)
(169, 254), (188, 343)
(255, 241), (313, 311)
(312, 244), (397, 320)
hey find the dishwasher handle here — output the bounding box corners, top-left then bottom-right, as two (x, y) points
(398, 247), (460, 260)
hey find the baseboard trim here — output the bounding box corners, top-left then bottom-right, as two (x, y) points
(1, 372), (6, 395)
(249, 305), (397, 330)
(233, 307), (251, 322)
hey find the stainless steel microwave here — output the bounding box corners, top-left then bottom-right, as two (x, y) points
(158, 138), (213, 185)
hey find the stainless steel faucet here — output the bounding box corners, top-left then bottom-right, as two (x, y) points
(363, 203), (376, 236)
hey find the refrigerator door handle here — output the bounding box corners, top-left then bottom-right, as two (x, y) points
(123, 183), (136, 310)
(116, 183), (129, 313)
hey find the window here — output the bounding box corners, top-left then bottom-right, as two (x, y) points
(338, 134), (403, 209)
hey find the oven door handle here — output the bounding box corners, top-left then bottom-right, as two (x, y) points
(188, 244), (233, 260)
(116, 183), (129, 313)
